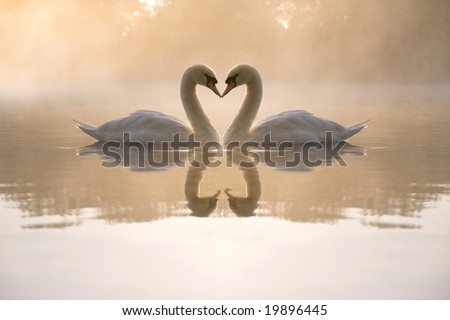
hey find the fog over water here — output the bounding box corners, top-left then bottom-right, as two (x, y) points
(1, 0), (449, 92)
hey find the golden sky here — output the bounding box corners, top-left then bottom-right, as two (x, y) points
(1, 0), (449, 88)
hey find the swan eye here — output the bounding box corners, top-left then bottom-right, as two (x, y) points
(225, 74), (239, 85)
(204, 74), (218, 85)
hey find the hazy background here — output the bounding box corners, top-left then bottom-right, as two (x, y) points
(1, 0), (449, 93)
(1, 1), (450, 300)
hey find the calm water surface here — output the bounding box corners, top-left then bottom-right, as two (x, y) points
(0, 84), (449, 299)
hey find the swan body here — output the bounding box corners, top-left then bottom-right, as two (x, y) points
(222, 64), (368, 146)
(75, 64), (221, 145)
(74, 110), (193, 143)
(248, 110), (369, 144)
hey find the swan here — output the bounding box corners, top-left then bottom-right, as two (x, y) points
(184, 161), (221, 217)
(74, 64), (221, 146)
(221, 64), (369, 147)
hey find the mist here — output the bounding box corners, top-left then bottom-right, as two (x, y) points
(1, 0), (449, 92)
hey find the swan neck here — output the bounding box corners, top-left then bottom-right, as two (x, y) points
(225, 75), (263, 143)
(180, 77), (218, 143)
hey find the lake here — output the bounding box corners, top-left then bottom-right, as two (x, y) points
(0, 83), (449, 299)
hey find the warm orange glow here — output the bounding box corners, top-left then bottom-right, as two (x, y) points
(0, 0), (449, 89)
(139, 0), (165, 16)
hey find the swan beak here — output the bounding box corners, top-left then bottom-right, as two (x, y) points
(207, 82), (222, 97)
(221, 83), (236, 97)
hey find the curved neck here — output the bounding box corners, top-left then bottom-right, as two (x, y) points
(180, 75), (219, 143)
(184, 164), (219, 217)
(224, 72), (263, 144)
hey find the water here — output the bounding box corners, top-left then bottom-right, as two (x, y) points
(0, 84), (449, 299)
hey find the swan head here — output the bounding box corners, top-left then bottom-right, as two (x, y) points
(186, 64), (221, 97)
(221, 64), (259, 97)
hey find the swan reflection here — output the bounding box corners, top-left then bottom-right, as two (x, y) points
(0, 140), (447, 229)
(77, 141), (189, 171)
(184, 162), (220, 217)
(253, 142), (365, 171)
(224, 152), (261, 217)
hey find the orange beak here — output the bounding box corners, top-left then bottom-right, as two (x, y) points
(207, 82), (222, 97)
(221, 82), (236, 98)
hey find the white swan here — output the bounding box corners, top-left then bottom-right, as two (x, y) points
(74, 64), (221, 145)
(221, 64), (369, 146)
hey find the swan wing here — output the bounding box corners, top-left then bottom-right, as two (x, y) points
(254, 110), (313, 126)
(131, 110), (187, 126)
(92, 110), (192, 143)
(250, 110), (361, 144)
